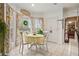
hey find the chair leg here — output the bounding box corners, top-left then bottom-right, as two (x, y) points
(21, 44), (24, 56)
(39, 45), (42, 49)
(36, 45), (38, 51)
(19, 42), (22, 53)
(45, 43), (48, 52)
(27, 44), (29, 49)
(28, 44), (36, 50)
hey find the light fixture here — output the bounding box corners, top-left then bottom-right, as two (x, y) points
(68, 21), (72, 24)
(53, 3), (57, 5)
(32, 4), (35, 7)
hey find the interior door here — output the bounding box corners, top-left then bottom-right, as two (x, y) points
(46, 19), (57, 43)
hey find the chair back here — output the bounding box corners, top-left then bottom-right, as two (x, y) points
(43, 31), (49, 41)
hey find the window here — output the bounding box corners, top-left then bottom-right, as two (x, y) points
(33, 18), (44, 33)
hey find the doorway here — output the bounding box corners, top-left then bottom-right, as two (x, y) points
(64, 16), (77, 43)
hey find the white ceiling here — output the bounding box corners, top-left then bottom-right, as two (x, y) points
(11, 3), (79, 13)
(62, 3), (79, 8)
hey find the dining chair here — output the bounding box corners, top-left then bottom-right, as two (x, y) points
(19, 32), (30, 55)
(36, 31), (49, 51)
(44, 31), (49, 51)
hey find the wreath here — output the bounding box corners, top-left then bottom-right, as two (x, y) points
(23, 20), (28, 26)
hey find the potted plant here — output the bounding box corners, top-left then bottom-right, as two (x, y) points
(0, 19), (8, 56)
(37, 28), (44, 35)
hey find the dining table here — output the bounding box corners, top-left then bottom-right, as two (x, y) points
(21, 33), (45, 55)
(25, 34), (45, 47)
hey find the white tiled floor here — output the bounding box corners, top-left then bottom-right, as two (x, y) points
(9, 37), (78, 56)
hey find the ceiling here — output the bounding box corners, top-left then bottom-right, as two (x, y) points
(11, 3), (79, 13)
(62, 3), (79, 8)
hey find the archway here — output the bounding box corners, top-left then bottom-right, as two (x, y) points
(64, 16), (78, 43)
